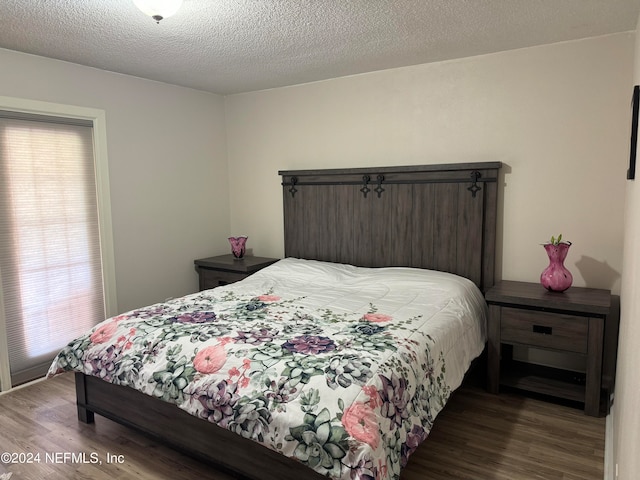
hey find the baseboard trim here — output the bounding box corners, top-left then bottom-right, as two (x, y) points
(604, 394), (615, 480)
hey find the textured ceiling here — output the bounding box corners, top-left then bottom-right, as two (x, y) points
(0, 0), (638, 95)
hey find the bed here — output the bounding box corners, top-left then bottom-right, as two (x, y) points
(48, 162), (501, 480)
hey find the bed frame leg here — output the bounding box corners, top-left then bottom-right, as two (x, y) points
(74, 372), (95, 424)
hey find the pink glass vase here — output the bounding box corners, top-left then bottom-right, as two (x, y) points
(540, 242), (573, 292)
(228, 236), (247, 259)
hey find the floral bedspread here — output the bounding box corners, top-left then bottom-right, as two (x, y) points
(48, 258), (486, 480)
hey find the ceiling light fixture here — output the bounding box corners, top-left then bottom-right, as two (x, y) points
(133, 0), (183, 23)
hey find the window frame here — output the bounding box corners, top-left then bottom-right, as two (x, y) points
(0, 96), (117, 392)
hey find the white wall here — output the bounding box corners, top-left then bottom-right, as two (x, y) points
(613, 16), (640, 479)
(0, 48), (230, 313)
(225, 34), (633, 295)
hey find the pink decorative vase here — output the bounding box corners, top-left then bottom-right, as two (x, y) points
(540, 242), (573, 292)
(228, 236), (247, 259)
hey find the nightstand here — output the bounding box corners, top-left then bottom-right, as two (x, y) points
(194, 254), (279, 291)
(485, 280), (611, 416)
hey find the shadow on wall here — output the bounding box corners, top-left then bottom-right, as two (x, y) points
(493, 162), (512, 285)
(574, 255), (621, 290)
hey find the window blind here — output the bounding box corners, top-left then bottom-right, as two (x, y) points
(0, 114), (106, 386)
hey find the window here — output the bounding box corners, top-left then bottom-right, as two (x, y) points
(0, 99), (116, 390)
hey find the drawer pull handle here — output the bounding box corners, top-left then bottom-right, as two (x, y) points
(532, 325), (552, 335)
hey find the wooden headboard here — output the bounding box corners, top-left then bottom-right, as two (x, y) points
(279, 162), (501, 292)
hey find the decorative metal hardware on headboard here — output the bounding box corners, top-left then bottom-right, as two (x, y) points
(374, 174), (385, 198)
(467, 171), (482, 198)
(359, 175), (385, 198)
(288, 176), (298, 197)
(282, 163), (499, 199)
(360, 175), (371, 198)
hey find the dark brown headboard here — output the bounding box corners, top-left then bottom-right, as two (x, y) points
(279, 162), (501, 292)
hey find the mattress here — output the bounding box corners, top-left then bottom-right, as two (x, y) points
(48, 257), (487, 480)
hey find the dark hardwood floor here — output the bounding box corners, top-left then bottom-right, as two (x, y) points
(402, 387), (605, 480)
(0, 373), (604, 480)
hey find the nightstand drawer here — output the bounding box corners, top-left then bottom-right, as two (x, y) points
(200, 269), (248, 289)
(500, 307), (588, 354)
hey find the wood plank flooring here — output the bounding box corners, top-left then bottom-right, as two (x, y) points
(0, 373), (604, 480)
